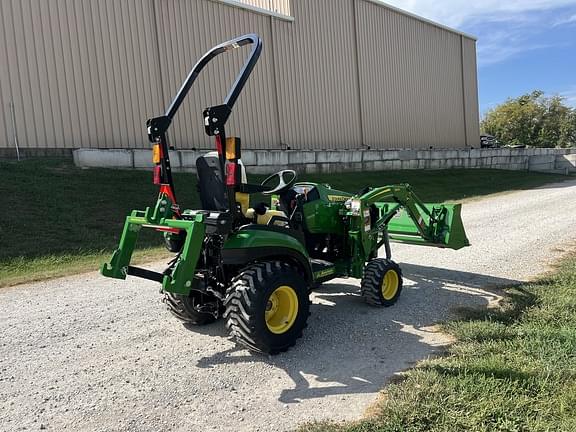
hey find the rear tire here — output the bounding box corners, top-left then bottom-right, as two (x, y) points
(224, 261), (310, 354)
(164, 232), (185, 253)
(361, 259), (403, 307)
(163, 292), (218, 325)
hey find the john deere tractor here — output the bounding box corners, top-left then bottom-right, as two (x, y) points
(101, 34), (469, 354)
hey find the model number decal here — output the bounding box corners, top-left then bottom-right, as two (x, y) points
(327, 195), (349, 202)
(314, 268), (336, 278)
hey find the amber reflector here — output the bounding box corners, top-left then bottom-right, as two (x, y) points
(152, 144), (161, 164)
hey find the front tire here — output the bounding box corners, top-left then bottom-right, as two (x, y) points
(361, 259), (403, 307)
(224, 261), (310, 354)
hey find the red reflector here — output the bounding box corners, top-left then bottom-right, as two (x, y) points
(153, 166), (161, 185)
(215, 135), (223, 155)
(154, 227), (181, 234)
(226, 162), (237, 186)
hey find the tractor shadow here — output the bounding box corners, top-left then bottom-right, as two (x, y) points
(193, 265), (518, 404)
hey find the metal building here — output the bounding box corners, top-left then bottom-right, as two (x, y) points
(0, 0), (479, 155)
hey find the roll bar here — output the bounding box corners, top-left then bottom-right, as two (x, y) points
(147, 33), (262, 141)
(166, 33), (262, 123)
(146, 34), (263, 203)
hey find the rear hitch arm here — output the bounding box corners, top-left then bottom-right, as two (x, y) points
(101, 204), (207, 295)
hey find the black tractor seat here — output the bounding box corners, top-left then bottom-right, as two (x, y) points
(196, 153), (227, 211)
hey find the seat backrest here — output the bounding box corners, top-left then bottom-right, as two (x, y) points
(196, 153), (227, 211)
(196, 152), (247, 211)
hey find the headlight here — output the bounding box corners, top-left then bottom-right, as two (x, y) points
(350, 199), (362, 216)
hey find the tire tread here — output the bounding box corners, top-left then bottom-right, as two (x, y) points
(360, 259), (403, 307)
(224, 261), (310, 354)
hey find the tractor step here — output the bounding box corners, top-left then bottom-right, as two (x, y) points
(311, 259), (337, 281)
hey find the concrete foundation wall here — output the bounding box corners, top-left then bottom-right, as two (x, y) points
(73, 148), (576, 175)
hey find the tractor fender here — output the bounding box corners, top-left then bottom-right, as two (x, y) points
(222, 226), (313, 282)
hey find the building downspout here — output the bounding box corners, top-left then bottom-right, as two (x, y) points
(9, 101), (20, 161)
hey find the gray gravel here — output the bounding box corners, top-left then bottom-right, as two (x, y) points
(1, 179), (575, 432)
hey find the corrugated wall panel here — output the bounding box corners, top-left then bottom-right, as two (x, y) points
(0, 0), (11, 149)
(231, 0), (291, 16)
(0, 0), (162, 149)
(1, 0), (31, 148)
(355, 0), (466, 149)
(462, 37), (480, 146)
(0, 0), (479, 151)
(0, 79), (7, 149)
(155, 0), (279, 149)
(273, 0), (362, 149)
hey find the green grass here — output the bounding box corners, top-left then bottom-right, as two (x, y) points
(0, 158), (569, 287)
(300, 254), (576, 432)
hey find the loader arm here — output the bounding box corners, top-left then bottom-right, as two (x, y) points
(361, 185), (436, 241)
(346, 184), (469, 255)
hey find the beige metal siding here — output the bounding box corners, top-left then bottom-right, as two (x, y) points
(0, 47), (8, 148)
(0, 0), (479, 151)
(228, 0), (291, 16)
(462, 37), (480, 146)
(355, 0), (466, 149)
(0, 0), (162, 149)
(273, 0), (362, 149)
(155, 0), (279, 149)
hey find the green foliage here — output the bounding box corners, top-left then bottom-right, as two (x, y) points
(482, 90), (576, 148)
(301, 255), (576, 432)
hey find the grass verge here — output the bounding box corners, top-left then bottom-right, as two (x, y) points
(0, 158), (570, 287)
(0, 248), (172, 288)
(300, 253), (576, 432)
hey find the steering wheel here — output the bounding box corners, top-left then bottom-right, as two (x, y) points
(261, 170), (297, 196)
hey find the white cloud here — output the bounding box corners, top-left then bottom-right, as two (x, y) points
(477, 41), (553, 66)
(381, 0), (576, 27)
(380, 0), (576, 66)
(560, 86), (576, 106)
(553, 13), (576, 25)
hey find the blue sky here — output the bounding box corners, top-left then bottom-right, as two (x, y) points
(383, 1), (576, 116)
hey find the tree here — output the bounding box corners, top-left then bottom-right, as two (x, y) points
(481, 90), (576, 148)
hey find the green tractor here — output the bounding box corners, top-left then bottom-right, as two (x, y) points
(101, 34), (469, 354)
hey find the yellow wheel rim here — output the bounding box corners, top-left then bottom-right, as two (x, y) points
(381, 270), (399, 300)
(265, 285), (299, 334)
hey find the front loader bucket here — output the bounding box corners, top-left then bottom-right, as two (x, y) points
(387, 203), (469, 250)
(439, 204), (469, 250)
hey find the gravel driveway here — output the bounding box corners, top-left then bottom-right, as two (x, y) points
(1, 179), (575, 432)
